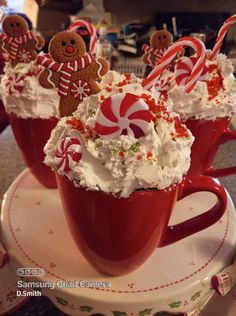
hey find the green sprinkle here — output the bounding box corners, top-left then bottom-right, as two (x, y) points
(94, 142), (103, 151)
(88, 109), (96, 116)
(118, 146), (126, 152)
(130, 142), (141, 152)
(111, 148), (118, 155)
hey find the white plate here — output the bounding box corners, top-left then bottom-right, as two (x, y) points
(1, 169), (236, 316)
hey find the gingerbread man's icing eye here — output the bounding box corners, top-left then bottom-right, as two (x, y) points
(70, 39), (75, 45)
(158, 36), (161, 40)
(163, 35), (166, 39)
(16, 22), (20, 26)
(10, 23), (14, 27)
(61, 41), (67, 47)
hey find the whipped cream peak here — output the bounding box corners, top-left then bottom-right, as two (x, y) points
(0, 61), (59, 119)
(169, 53), (236, 121)
(8, 61), (38, 75)
(45, 71), (194, 197)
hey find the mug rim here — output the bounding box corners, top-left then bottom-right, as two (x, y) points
(57, 174), (179, 200)
(184, 116), (231, 123)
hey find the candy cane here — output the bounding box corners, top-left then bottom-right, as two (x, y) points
(142, 37), (207, 93)
(210, 14), (236, 60)
(68, 20), (97, 55)
(175, 56), (208, 86)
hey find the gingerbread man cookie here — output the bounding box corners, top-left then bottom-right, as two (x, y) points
(0, 15), (45, 67)
(142, 29), (173, 67)
(37, 30), (108, 117)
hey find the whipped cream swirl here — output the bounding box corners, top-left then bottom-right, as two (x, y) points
(0, 61), (59, 119)
(45, 71), (194, 197)
(168, 53), (236, 121)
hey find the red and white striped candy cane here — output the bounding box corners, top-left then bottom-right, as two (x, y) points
(210, 14), (236, 60)
(175, 56), (208, 86)
(142, 36), (207, 93)
(68, 19), (97, 55)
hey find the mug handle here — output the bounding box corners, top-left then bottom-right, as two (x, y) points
(204, 129), (236, 177)
(159, 176), (227, 247)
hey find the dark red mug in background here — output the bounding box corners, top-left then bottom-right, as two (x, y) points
(9, 113), (58, 188)
(185, 117), (236, 177)
(56, 174), (227, 276)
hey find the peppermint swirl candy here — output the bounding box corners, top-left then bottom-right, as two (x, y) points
(95, 93), (152, 139)
(55, 137), (82, 173)
(6, 73), (24, 95)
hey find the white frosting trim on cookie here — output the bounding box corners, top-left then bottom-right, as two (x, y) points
(96, 57), (103, 78)
(47, 69), (56, 88)
(35, 35), (41, 50)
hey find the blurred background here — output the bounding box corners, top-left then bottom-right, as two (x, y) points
(3, 0), (236, 74)
(1, 0), (235, 130)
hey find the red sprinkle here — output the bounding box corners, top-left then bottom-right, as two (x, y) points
(206, 64), (224, 101)
(160, 91), (168, 101)
(124, 73), (131, 80)
(147, 152), (153, 159)
(66, 117), (85, 134)
(173, 117), (189, 138)
(118, 151), (124, 158)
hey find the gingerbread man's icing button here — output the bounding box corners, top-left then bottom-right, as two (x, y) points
(0, 14), (45, 67)
(71, 80), (91, 100)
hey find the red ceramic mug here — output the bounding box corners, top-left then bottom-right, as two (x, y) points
(9, 113), (58, 188)
(56, 174), (227, 276)
(185, 117), (236, 177)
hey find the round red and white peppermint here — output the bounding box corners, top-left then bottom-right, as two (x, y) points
(18, 49), (32, 63)
(95, 93), (153, 139)
(175, 56), (208, 86)
(6, 74), (25, 95)
(54, 137), (82, 173)
(71, 79), (91, 101)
